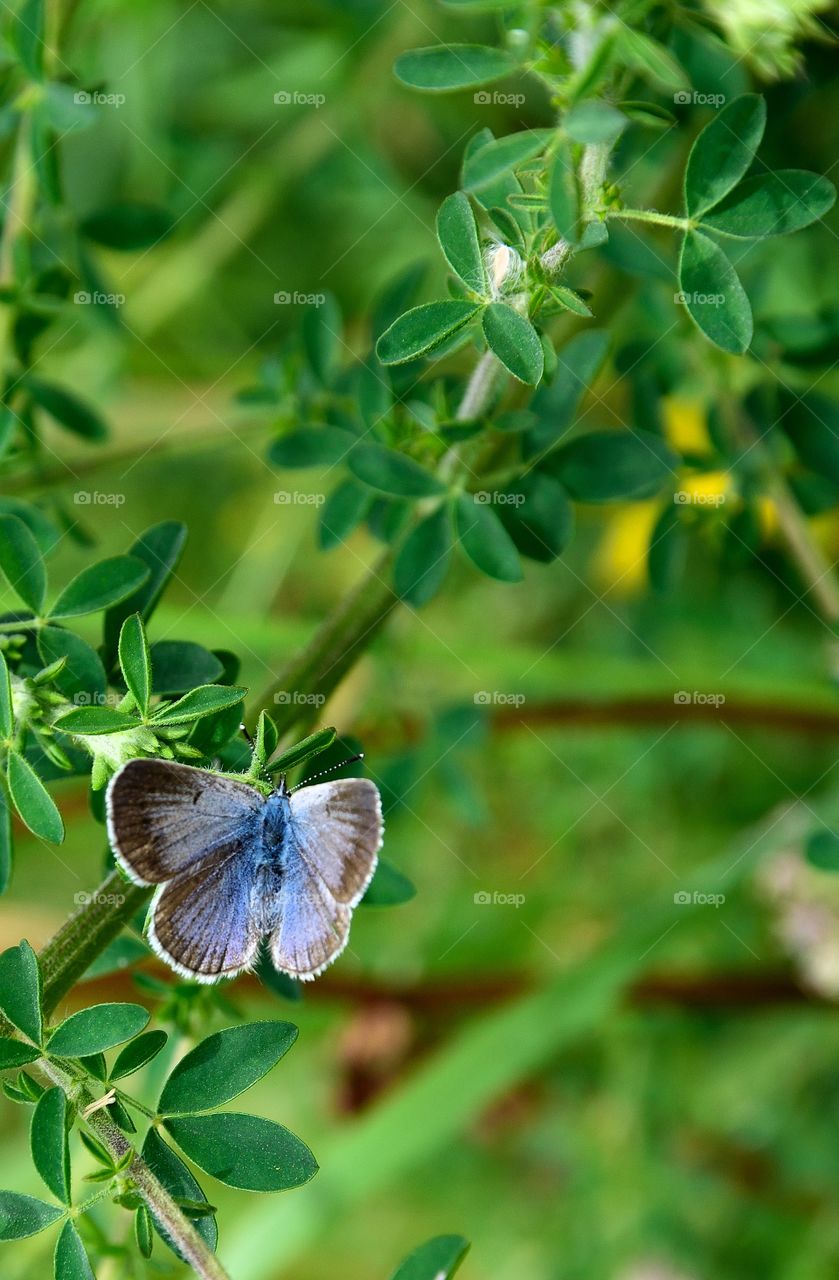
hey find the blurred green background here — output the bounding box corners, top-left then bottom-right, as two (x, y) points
(2, 1), (839, 1277)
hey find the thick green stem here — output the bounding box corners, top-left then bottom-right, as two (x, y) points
(38, 1057), (231, 1280)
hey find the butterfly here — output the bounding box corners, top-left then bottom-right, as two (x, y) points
(105, 758), (383, 983)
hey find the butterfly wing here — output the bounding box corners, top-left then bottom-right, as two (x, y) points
(106, 758), (264, 885)
(148, 845), (262, 982)
(269, 778), (382, 980)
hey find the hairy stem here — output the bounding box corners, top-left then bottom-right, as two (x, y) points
(605, 207), (689, 230)
(38, 1057), (232, 1280)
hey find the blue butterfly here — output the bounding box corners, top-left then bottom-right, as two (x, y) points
(105, 759), (383, 983)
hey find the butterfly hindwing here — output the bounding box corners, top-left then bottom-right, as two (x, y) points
(148, 843), (262, 982)
(106, 758), (263, 885)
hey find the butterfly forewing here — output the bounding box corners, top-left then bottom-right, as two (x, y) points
(106, 758), (263, 885)
(286, 778), (383, 905)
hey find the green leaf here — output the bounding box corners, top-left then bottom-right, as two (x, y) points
(0, 650), (12, 737)
(0, 788), (10, 897)
(678, 229), (753, 354)
(319, 479), (371, 550)
(462, 131), (552, 192)
(362, 858), (417, 906)
(0, 941), (42, 1043)
(700, 170), (836, 239)
(7, 753), (64, 843)
(11, 0), (43, 78)
(805, 829), (839, 872)
(24, 377), (107, 442)
(142, 1128), (217, 1257)
(349, 445), (444, 498)
(151, 684), (246, 726)
(496, 473), (575, 562)
(0, 514), (46, 612)
(81, 202), (172, 250)
(37, 628), (107, 704)
(53, 707), (138, 736)
(436, 193), (486, 294)
(268, 727), (337, 775)
(47, 1003), (149, 1057)
(110, 1030), (168, 1081)
(30, 1087), (70, 1204)
(782, 394), (839, 484)
(615, 29), (690, 92)
(482, 303), (543, 385)
(149, 641), (224, 695)
(54, 1220), (95, 1280)
(548, 141), (580, 245)
(394, 505), (452, 606)
(545, 429), (678, 501)
(455, 494), (523, 582)
(301, 294), (342, 385)
(269, 427), (356, 469)
(158, 1021), (298, 1116)
(564, 100), (627, 144)
(103, 521), (188, 662)
(394, 44), (518, 92)
(119, 614), (151, 716)
(684, 93), (766, 217)
(390, 1235), (470, 1280)
(523, 330), (610, 459)
(376, 301), (481, 365)
(0, 1192), (62, 1240)
(548, 285), (592, 318)
(165, 1113), (318, 1191)
(135, 1206), (153, 1260)
(50, 556), (150, 620)
(0, 1038), (40, 1068)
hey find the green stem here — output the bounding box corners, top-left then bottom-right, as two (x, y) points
(605, 208), (689, 230)
(37, 1057), (232, 1280)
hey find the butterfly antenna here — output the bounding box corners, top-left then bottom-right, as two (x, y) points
(288, 753), (365, 793)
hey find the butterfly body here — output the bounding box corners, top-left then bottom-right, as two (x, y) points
(105, 759), (383, 983)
